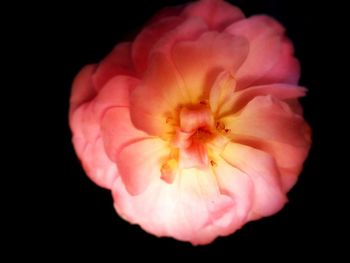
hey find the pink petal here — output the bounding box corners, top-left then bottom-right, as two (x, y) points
(93, 75), (140, 113)
(101, 107), (151, 163)
(132, 17), (183, 74)
(253, 38), (300, 86)
(172, 31), (248, 102)
(70, 103), (117, 189)
(92, 42), (136, 91)
(69, 64), (97, 115)
(112, 167), (239, 245)
(216, 83), (306, 118)
(225, 15), (299, 90)
(211, 156), (254, 224)
(209, 70), (237, 115)
(117, 138), (170, 195)
(130, 53), (187, 136)
(221, 142), (287, 219)
(222, 95), (311, 147)
(231, 135), (310, 191)
(182, 0), (244, 31)
(73, 136), (118, 189)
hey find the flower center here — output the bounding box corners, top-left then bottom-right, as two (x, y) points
(160, 102), (231, 183)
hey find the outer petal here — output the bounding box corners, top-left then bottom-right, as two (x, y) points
(112, 167), (242, 245)
(231, 135), (310, 191)
(70, 76), (139, 188)
(225, 15), (299, 90)
(221, 142), (287, 219)
(182, 0), (244, 31)
(69, 64), (97, 115)
(132, 17), (183, 74)
(92, 42), (136, 91)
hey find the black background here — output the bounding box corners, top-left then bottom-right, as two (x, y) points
(21, 0), (341, 259)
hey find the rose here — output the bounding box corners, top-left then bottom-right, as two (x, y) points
(69, 0), (311, 245)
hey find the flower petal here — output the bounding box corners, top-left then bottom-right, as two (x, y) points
(211, 156), (254, 223)
(92, 42), (136, 91)
(112, 167), (239, 245)
(222, 95), (311, 147)
(130, 53), (187, 136)
(132, 17), (183, 74)
(209, 70), (236, 115)
(130, 18), (209, 136)
(231, 135), (310, 191)
(69, 64), (97, 115)
(172, 31), (248, 103)
(70, 103), (117, 189)
(216, 83), (306, 118)
(182, 0), (244, 31)
(117, 138), (170, 195)
(221, 142), (287, 219)
(225, 15), (299, 90)
(101, 107), (151, 163)
(73, 136), (118, 189)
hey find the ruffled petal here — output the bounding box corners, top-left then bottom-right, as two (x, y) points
(225, 15), (299, 90)
(132, 17), (183, 74)
(92, 42), (136, 91)
(73, 135), (118, 189)
(172, 31), (248, 103)
(69, 64), (97, 115)
(130, 53), (187, 136)
(211, 156), (254, 224)
(216, 83), (306, 117)
(70, 103), (117, 189)
(112, 167), (239, 245)
(231, 135), (310, 191)
(130, 18), (209, 136)
(101, 107), (151, 163)
(182, 0), (244, 31)
(117, 138), (170, 195)
(221, 142), (287, 219)
(222, 95), (311, 147)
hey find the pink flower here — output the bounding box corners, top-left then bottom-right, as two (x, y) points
(69, 0), (311, 245)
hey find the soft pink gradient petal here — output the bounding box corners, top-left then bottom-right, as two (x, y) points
(130, 18), (208, 136)
(117, 138), (170, 195)
(130, 53), (186, 137)
(112, 167), (243, 245)
(225, 15), (299, 90)
(231, 135), (310, 191)
(70, 75), (139, 188)
(211, 156), (254, 224)
(69, 65), (97, 114)
(209, 70), (236, 115)
(221, 142), (287, 220)
(101, 107), (151, 163)
(92, 42), (136, 91)
(182, 0), (244, 31)
(172, 31), (248, 102)
(215, 83), (306, 117)
(222, 95), (310, 147)
(132, 17), (183, 74)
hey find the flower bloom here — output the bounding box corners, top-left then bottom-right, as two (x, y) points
(69, 0), (311, 245)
